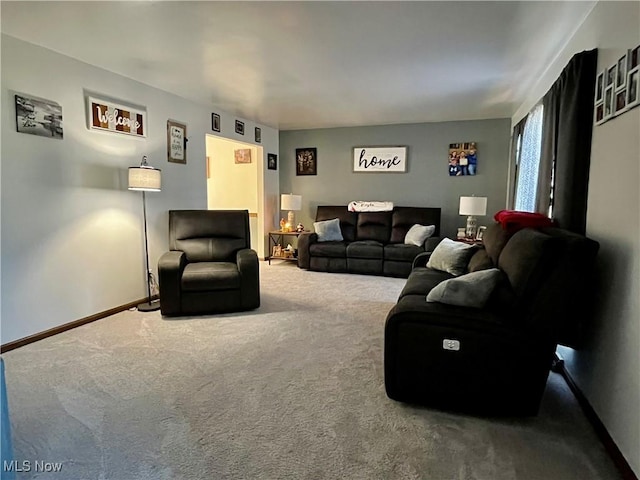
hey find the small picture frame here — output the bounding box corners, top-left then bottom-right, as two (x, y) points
(604, 86), (614, 119)
(212, 113), (220, 132)
(595, 70), (604, 103)
(167, 119), (187, 164)
(616, 54), (627, 90)
(627, 68), (639, 108)
(296, 147), (317, 176)
(630, 45), (640, 70)
(234, 148), (251, 164)
(255, 127), (261, 143)
(615, 90), (627, 114)
(272, 245), (282, 258)
(267, 153), (278, 170)
(594, 102), (605, 125)
(235, 119), (244, 135)
(475, 226), (487, 241)
(606, 65), (616, 87)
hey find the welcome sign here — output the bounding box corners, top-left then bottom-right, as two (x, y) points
(87, 96), (146, 137)
(353, 146), (407, 173)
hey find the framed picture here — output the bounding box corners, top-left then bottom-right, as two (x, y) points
(15, 93), (63, 139)
(630, 45), (640, 70)
(212, 113), (220, 132)
(616, 54), (627, 90)
(255, 127), (261, 143)
(615, 90), (627, 114)
(167, 120), (187, 164)
(267, 153), (277, 170)
(296, 147), (317, 176)
(234, 148), (251, 164)
(606, 65), (616, 87)
(235, 120), (244, 135)
(594, 102), (605, 125)
(87, 95), (146, 137)
(604, 86), (614, 119)
(595, 70), (604, 103)
(475, 226), (487, 241)
(353, 146), (407, 173)
(448, 142), (478, 176)
(628, 68), (639, 108)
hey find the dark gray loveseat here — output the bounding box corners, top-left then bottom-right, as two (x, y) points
(384, 222), (599, 415)
(297, 206), (441, 278)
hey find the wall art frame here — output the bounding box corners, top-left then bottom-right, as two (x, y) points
(15, 93), (63, 139)
(353, 146), (407, 173)
(87, 95), (146, 137)
(296, 148), (317, 176)
(267, 153), (278, 170)
(212, 113), (220, 132)
(167, 120), (187, 164)
(235, 120), (244, 135)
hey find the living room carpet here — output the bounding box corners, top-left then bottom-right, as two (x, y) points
(3, 263), (621, 480)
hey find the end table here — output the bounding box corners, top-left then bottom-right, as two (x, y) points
(268, 230), (309, 265)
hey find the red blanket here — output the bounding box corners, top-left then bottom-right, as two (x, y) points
(494, 209), (555, 233)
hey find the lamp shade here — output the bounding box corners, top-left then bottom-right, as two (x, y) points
(459, 196), (487, 216)
(281, 194), (302, 211)
(128, 166), (161, 191)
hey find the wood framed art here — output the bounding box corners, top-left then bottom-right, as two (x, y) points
(296, 148), (317, 175)
(627, 68), (639, 108)
(235, 120), (244, 135)
(212, 113), (220, 132)
(234, 148), (251, 164)
(167, 120), (187, 164)
(267, 153), (277, 170)
(353, 146), (407, 173)
(87, 95), (146, 137)
(616, 53), (627, 90)
(595, 70), (604, 103)
(615, 90), (627, 115)
(15, 93), (63, 139)
(255, 127), (261, 143)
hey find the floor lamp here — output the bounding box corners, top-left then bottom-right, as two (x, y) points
(128, 156), (162, 312)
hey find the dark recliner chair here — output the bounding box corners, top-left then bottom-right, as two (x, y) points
(158, 210), (260, 316)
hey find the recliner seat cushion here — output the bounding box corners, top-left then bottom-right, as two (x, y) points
(181, 262), (240, 291)
(346, 240), (383, 258)
(384, 244), (423, 262)
(399, 267), (454, 298)
(309, 241), (347, 258)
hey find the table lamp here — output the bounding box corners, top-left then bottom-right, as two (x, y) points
(281, 193), (302, 230)
(459, 196), (487, 239)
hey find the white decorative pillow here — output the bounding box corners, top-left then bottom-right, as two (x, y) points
(404, 224), (436, 247)
(427, 268), (502, 308)
(313, 218), (344, 242)
(426, 238), (477, 276)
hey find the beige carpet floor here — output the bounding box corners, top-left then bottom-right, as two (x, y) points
(2, 262), (621, 479)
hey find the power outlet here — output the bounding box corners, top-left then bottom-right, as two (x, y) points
(443, 339), (460, 351)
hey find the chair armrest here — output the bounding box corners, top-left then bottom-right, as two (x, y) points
(237, 248), (260, 310)
(297, 232), (318, 269)
(412, 251), (432, 270)
(424, 236), (442, 253)
(158, 251), (187, 316)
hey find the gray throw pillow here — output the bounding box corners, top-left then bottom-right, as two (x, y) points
(426, 238), (476, 276)
(404, 224), (436, 247)
(427, 268), (503, 308)
(313, 218), (343, 242)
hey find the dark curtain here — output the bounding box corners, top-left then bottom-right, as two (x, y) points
(537, 49), (598, 234)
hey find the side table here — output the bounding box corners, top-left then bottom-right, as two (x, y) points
(267, 230), (309, 265)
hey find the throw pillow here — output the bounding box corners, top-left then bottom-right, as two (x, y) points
(313, 218), (344, 242)
(467, 249), (494, 273)
(426, 238), (477, 276)
(427, 268), (503, 308)
(404, 224), (436, 247)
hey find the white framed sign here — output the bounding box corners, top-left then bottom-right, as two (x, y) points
(87, 96), (146, 137)
(353, 146), (407, 173)
(167, 120), (186, 164)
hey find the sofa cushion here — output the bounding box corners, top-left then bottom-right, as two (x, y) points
(384, 243), (423, 262)
(309, 241), (347, 258)
(404, 224), (436, 246)
(315, 206), (357, 242)
(314, 218), (344, 242)
(181, 262), (240, 292)
(427, 238), (477, 276)
(426, 268), (503, 308)
(482, 222), (511, 265)
(346, 240), (383, 259)
(390, 207), (442, 243)
(399, 267), (454, 298)
(467, 249), (494, 272)
(356, 212), (391, 243)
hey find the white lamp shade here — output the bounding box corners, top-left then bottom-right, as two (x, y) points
(128, 166), (161, 191)
(281, 194), (302, 211)
(459, 196), (487, 216)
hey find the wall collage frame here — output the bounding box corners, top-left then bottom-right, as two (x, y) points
(594, 45), (640, 125)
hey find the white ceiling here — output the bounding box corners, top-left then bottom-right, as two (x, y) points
(1, 1), (596, 130)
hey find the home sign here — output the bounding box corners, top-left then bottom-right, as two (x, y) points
(353, 146), (407, 173)
(87, 96), (146, 137)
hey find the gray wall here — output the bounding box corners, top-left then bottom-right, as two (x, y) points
(513, 2), (640, 475)
(279, 119), (511, 237)
(1, 35), (279, 343)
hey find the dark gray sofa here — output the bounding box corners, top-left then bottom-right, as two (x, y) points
(384, 222), (599, 415)
(297, 206), (441, 278)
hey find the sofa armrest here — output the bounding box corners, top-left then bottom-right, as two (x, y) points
(412, 252), (432, 270)
(158, 250), (187, 316)
(237, 248), (260, 310)
(297, 232), (318, 269)
(424, 236), (442, 253)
